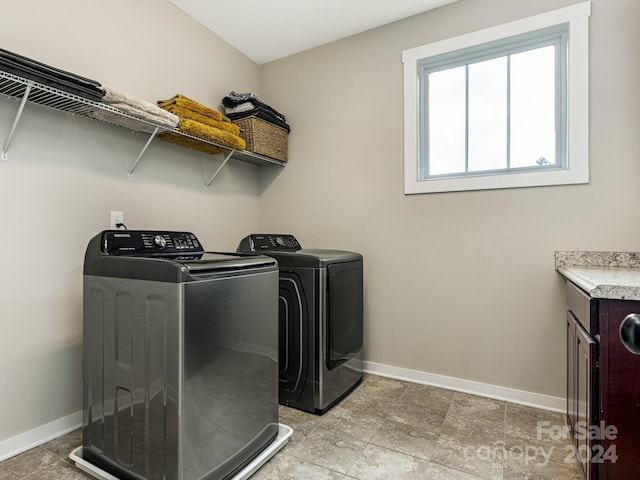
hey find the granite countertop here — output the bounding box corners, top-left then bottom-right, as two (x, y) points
(555, 251), (640, 300)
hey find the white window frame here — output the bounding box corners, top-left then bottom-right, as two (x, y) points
(402, 2), (590, 194)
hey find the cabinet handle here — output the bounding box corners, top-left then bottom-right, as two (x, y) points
(620, 313), (640, 354)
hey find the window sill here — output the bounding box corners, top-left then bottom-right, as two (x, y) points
(404, 163), (589, 194)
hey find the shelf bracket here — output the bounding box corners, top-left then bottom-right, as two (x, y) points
(128, 126), (160, 178)
(2, 82), (33, 160)
(205, 150), (234, 188)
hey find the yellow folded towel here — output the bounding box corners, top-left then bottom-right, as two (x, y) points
(158, 118), (246, 154)
(158, 131), (228, 156)
(162, 104), (240, 136)
(178, 118), (246, 150)
(157, 94), (229, 123)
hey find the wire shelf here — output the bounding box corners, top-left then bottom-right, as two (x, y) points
(0, 70), (285, 181)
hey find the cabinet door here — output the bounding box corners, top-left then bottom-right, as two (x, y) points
(574, 316), (598, 480)
(567, 313), (577, 435)
(567, 311), (598, 480)
(599, 300), (640, 480)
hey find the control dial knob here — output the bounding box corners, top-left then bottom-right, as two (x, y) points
(276, 236), (286, 247)
(154, 235), (167, 248)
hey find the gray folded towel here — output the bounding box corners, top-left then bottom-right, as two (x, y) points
(102, 86), (179, 129)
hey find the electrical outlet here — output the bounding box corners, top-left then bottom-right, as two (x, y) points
(110, 211), (124, 229)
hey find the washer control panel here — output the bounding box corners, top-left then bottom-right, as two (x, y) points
(238, 234), (301, 252)
(102, 230), (203, 256)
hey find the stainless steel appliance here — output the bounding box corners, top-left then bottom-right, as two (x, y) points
(237, 234), (363, 414)
(82, 230), (279, 480)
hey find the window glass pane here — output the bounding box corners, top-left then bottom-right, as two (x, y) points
(468, 56), (507, 172)
(428, 66), (466, 175)
(510, 45), (556, 168)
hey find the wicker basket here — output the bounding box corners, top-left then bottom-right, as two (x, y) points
(232, 115), (288, 162)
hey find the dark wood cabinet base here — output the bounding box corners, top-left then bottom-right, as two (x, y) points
(565, 281), (640, 480)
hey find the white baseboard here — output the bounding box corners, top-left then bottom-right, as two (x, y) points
(0, 410), (82, 462)
(363, 361), (566, 413)
(0, 364), (565, 463)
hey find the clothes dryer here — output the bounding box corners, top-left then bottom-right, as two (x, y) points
(237, 234), (363, 414)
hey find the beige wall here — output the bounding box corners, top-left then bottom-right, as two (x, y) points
(3, 0), (640, 454)
(0, 0), (262, 443)
(259, 0), (640, 398)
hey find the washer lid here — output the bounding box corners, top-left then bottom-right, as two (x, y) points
(180, 252), (277, 272)
(84, 230), (276, 282)
(258, 249), (363, 268)
(237, 234), (363, 267)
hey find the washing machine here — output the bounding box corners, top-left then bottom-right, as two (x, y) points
(237, 234), (363, 414)
(82, 230), (279, 480)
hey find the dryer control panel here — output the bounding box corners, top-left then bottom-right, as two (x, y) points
(238, 234), (301, 252)
(102, 230), (203, 256)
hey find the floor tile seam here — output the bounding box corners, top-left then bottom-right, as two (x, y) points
(18, 457), (69, 480)
(279, 414), (322, 435)
(374, 395), (403, 424)
(434, 393), (457, 445)
(387, 420), (446, 441)
(49, 457), (73, 470)
(442, 392), (458, 419)
(540, 453), (581, 471)
(424, 456), (492, 480)
(308, 424), (372, 445)
(439, 413), (508, 438)
(378, 416), (443, 439)
(394, 397), (454, 419)
(280, 424), (368, 472)
(447, 402), (507, 422)
(280, 449), (358, 476)
(503, 431), (575, 450)
(15, 472), (36, 480)
(10, 446), (58, 477)
(355, 392), (406, 410)
(499, 402), (507, 460)
(502, 403), (507, 439)
(359, 426), (382, 444)
(313, 423), (381, 445)
(364, 436), (433, 463)
(273, 450), (346, 473)
(430, 410), (450, 458)
(39, 443), (71, 460)
(343, 443), (435, 478)
(281, 428), (312, 453)
(387, 396), (453, 428)
(0, 468), (33, 480)
(429, 428), (507, 479)
(315, 414), (387, 441)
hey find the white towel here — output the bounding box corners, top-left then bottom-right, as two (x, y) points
(102, 86), (178, 129)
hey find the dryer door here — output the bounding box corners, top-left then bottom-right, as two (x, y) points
(326, 260), (363, 370)
(278, 273), (310, 401)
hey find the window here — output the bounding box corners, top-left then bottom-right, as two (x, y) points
(402, 2), (590, 194)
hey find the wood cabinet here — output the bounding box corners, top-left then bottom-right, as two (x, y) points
(566, 281), (599, 480)
(565, 280), (640, 480)
(598, 300), (640, 480)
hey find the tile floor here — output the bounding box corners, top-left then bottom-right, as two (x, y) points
(0, 375), (580, 480)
